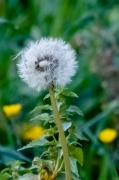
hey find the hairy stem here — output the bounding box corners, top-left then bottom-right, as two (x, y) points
(49, 86), (71, 180)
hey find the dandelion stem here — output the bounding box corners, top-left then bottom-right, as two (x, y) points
(10, 118), (21, 147)
(49, 86), (71, 180)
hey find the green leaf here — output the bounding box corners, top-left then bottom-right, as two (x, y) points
(67, 92), (78, 98)
(30, 104), (52, 114)
(44, 127), (57, 136)
(62, 122), (72, 131)
(72, 173), (81, 180)
(70, 157), (79, 177)
(55, 88), (78, 99)
(57, 102), (62, 111)
(69, 145), (83, 166)
(67, 105), (83, 116)
(18, 136), (55, 151)
(43, 94), (50, 100)
(6, 160), (25, 170)
(30, 113), (50, 121)
(74, 132), (89, 141)
(0, 173), (11, 180)
(31, 157), (54, 172)
(0, 168), (10, 176)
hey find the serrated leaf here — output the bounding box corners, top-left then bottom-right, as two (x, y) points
(30, 104), (52, 114)
(67, 92), (78, 98)
(30, 113), (50, 121)
(43, 94), (50, 100)
(67, 105), (83, 117)
(62, 122), (72, 131)
(70, 157), (79, 177)
(74, 132), (89, 141)
(18, 136), (55, 151)
(69, 145), (83, 166)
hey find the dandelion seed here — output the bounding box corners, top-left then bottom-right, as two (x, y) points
(17, 38), (77, 91)
(99, 128), (117, 143)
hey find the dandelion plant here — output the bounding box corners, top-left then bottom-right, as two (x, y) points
(0, 38), (85, 180)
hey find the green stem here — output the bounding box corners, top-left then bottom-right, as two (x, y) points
(49, 86), (71, 180)
(6, 121), (15, 148)
(10, 118), (21, 148)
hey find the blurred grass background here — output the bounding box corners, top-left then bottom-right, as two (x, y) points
(0, 0), (119, 179)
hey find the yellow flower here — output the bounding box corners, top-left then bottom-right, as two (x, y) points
(23, 126), (45, 141)
(3, 104), (22, 117)
(99, 128), (117, 143)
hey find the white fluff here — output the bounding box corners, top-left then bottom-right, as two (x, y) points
(17, 38), (77, 91)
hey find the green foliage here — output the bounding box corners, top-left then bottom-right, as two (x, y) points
(1, 0), (119, 179)
(18, 135), (55, 151)
(62, 122), (72, 131)
(67, 105), (83, 117)
(30, 104), (52, 114)
(70, 157), (79, 177)
(30, 113), (50, 122)
(69, 146), (83, 166)
(16, 89), (84, 178)
(0, 160), (26, 180)
(0, 172), (11, 180)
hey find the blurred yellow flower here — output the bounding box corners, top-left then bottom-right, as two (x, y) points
(3, 104), (22, 117)
(23, 126), (44, 141)
(99, 128), (117, 143)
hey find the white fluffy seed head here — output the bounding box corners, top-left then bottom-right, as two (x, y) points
(17, 38), (77, 91)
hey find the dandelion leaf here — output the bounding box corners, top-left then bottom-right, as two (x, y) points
(57, 102), (62, 111)
(30, 113), (50, 121)
(67, 105), (83, 117)
(62, 122), (72, 131)
(18, 135), (55, 151)
(30, 104), (52, 114)
(67, 92), (78, 98)
(43, 94), (50, 100)
(74, 132), (89, 141)
(70, 157), (79, 177)
(69, 145), (83, 166)
(0, 168), (10, 175)
(0, 172), (11, 180)
(72, 173), (81, 180)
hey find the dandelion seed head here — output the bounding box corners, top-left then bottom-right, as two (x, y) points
(17, 38), (77, 91)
